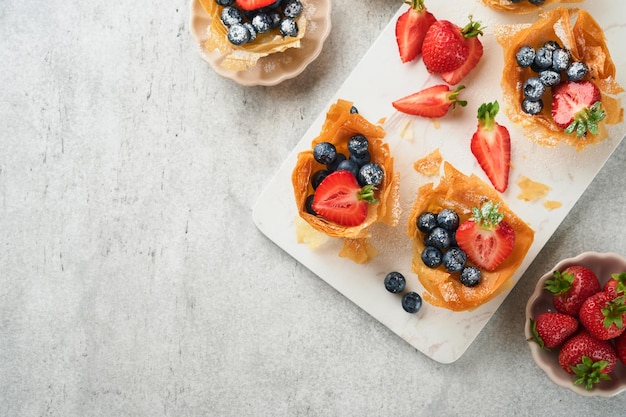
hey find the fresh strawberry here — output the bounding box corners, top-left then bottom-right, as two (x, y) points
(470, 101), (511, 193)
(235, 0), (278, 11)
(551, 80), (606, 137)
(422, 15), (484, 77)
(455, 200), (515, 271)
(529, 312), (579, 350)
(544, 265), (601, 317)
(579, 292), (626, 340)
(395, 0), (437, 63)
(392, 84), (467, 118)
(441, 31), (483, 85)
(311, 170), (378, 227)
(616, 330), (626, 365)
(558, 330), (617, 390)
(604, 272), (626, 296)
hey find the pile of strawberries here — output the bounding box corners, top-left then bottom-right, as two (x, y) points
(529, 265), (626, 390)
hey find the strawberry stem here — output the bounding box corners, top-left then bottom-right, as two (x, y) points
(470, 200), (504, 230)
(571, 356), (612, 390)
(565, 101), (606, 137)
(476, 101), (500, 131)
(461, 15), (485, 38)
(358, 185), (379, 204)
(544, 270), (574, 295)
(448, 85), (468, 109)
(405, 0), (426, 11)
(600, 295), (626, 330)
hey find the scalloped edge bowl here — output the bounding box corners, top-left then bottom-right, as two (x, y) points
(525, 252), (626, 397)
(189, 0), (332, 86)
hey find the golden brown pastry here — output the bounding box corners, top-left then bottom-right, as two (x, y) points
(407, 162), (535, 311)
(292, 99), (400, 264)
(495, 7), (624, 150)
(480, 0), (582, 14)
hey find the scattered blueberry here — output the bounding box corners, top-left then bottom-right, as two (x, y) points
(311, 169), (330, 189)
(313, 142), (337, 165)
(350, 106), (359, 114)
(279, 18), (298, 37)
(552, 48), (571, 72)
(358, 163), (384, 187)
(282, 0), (303, 18)
(417, 212), (437, 234)
(538, 69), (561, 87)
(542, 40), (560, 51)
(421, 246), (443, 268)
(528, 0), (546, 5)
(326, 153), (346, 171)
(336, 159), (359, 178)
(251, 13), (273, 34)
(227, 23), (250, 45)
(460, 266), (482, 287)
(402, 292), (423, 313)
(436, 209), (459, 231)
(533, 47), (553, 70)
(442, 247), (467, 273)
(305, 194), (316, 215)
(515, 45), (535, 68)
(215, 0), (235, 6)
(243, 22), (257, 42)
(566, 61), (588, 81)
(221, 6), (243, 26)
(424, 227), (452, 250)
(348, 134), (369, 156)
(523, 77), (545, 101)
(384, 271), (406, 294)
(522, 98), (543, 115)
(350, 151), (371, 168)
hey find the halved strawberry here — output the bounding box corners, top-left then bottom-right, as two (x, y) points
(455, 200), (515, 271)
(395, 0), (437, 63)
(470, 101), (511, 193)
(422, 15), (484, 76)
(311, 170), (378, 227)
(441, 34), (483, 85)
(551, 80), (606, 137)
(392, 84), (467, 118)
(235, 0), (278, 11)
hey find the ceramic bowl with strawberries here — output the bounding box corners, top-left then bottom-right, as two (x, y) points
(525, 252), (626, 396)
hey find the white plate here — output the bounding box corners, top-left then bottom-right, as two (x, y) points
(189, 0), (331, 86)
(252, 0), (626, 363)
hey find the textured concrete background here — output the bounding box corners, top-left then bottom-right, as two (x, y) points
(1, 0), (625, 416)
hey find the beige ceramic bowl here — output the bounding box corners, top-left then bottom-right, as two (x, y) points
(189, 0), (331, 86)
(525, 252), (626, 397)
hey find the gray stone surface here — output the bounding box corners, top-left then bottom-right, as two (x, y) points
(1, 0), (625, 416)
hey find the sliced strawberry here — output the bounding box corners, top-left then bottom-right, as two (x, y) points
(311, 170), (377, 227)
(235, 0), (278, 11)
(455, 200), (515, 271)
(441, 35), (483, 85)
(392, 84), (467, 118)
(395, 0), (437, 63)
(551, 80), (606, 137)
(470, 101), (511, 193)
(422, 16), (484, 75)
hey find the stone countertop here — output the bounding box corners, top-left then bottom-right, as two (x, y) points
(1, 0), (625, 416)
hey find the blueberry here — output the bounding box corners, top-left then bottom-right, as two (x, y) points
(227, 23), (250, 45)
(267, 10), (282, 29)
(243, 22), (257, 42)
(305, 195), (316, 215)
(424, 227), (451, 250)
(279, 17), (298, 37)
(417, 212), (437, 234)
(460, 266), (482, 287)
(350, 106), (359, 114)
(358, 163), (384, 187)
(336, 159), (359, 178)
(436, 209), (459, 231)
(552, 48), (571, 72)
(313, 142), (337, 165)
(402, 292), (423, 314)
(311, 169), (330, 189)
(421, 246), (443, 268)
(542, 40), (561, 51)
(221, 6), (243, 27)
(538, 69), (561, 87)
(282, 0), (303, 18)
(522, 98), (543, 115)
(523, 77), (545, 101)
(215, 0), (235, 6)
(251, 13), (273, 34)
(349, 151), (371, 168)
(384, 271), (406, 294)
(566, 61), (588, 81)
(533, 47), (553, 70)
(528, 0), (546, 5)
(508, 0), (523, 3)
(515, 45), (535, 68)
(326, 153), (346, 171)
(442, 247), (467, 273)
(347, 134), (369, 156)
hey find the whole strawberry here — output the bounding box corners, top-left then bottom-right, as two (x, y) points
(558, 330), (617, 391)
(604, 272), (626, 296)
(579, 292), (626, 340)
(395, 0), (437, 63)
(529, 312), (578, 350)
(544, 265), (600, 317)
(422, 15), (484, 84)
(616, 330), (626, 365)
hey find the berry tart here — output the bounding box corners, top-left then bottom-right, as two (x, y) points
(198, 0), (307, 71)
(408, 162), (534, 311)
(495, 7), (624, 150)
(292, 99), (400, 264)
(480, 0), (583, 14)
